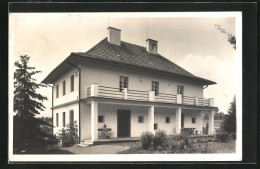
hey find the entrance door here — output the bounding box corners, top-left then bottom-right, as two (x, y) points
(117, 110), (131, 137)
(181, 113), (184, 128)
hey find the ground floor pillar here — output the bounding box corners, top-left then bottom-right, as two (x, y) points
(208, 110), (214, 135)
(175, 108), (182, 134)
(148, 106), (154, 134)
(91, 101), (98, 141)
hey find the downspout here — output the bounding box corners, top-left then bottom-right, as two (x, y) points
(66, 60), (81, 144)
(43, 83), (53, 135)
(203, 85), (208, 89)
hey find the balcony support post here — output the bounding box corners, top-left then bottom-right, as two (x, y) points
(208, 110), (214, 135)
(91, 100), (98, 141)
(123, 88), (128, 99)
(91, 83), (99, 97)
(195, 97), (198, 105)
(149, 91), (155, 102)
(148, 106), (155, 134)
(175, 108), (182, 134)
(177, 94), (182, 104)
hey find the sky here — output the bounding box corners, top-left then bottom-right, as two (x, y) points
(9, 13), (239, 117)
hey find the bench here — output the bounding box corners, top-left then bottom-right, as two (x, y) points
(98, 128), (114, 139)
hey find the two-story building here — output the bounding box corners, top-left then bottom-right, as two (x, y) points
(42, 27), (218, 144)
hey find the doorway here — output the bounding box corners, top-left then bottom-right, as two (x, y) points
(181, 113), (184, 128)
(117, 110), (131, 137)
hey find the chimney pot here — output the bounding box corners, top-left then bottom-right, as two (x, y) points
(146, 38), (158, 54)
(107, 27), (121, 46)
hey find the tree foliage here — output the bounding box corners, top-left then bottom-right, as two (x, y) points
(222, 96), (236, 133)
(215, 24), (236, 50)
(13, 55), (57, 153)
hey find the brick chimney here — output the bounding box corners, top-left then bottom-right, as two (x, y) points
(146, 38), (158, 55)
(107, 27), (121, 46)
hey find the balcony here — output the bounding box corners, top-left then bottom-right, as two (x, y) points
(86, 84), (214, 107)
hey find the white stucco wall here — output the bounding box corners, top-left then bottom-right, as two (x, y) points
(52, 103), (79, 136)
(80, 63), (203, 99)
(182, 110), (204, 134)
(154, 107), (177, 135)
(53, 68), (79, 106)
(80, 102), (91, 140)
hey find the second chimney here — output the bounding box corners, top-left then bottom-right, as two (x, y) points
(107, 27), (121, 46)
(146, 38), (158, 55)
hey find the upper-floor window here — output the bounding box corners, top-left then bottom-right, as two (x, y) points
(56, 113), (59, 127)
(69, 110), (74, 125)
(63, 80), (66, 96)
(152, 81), (159, 95)
(70, 75), (74, 92)
(56, 85), (59, 98)
(177, 85), (184, 95)
(62, 112), (66, 127)
(119, 76), (128, 92)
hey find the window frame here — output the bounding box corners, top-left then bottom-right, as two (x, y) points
(166, 117), (170, 123)
(177, 85), (184, 95)
(98, 115), (104, 123)
(152, 81), (159, 96)
(63, 80), (66, 96)
(69, 110), (74, 125)
(56, 113), (59, 127)
(56, 84), (59, 98)
(192, 117), (196, 124)
(62, 112), (66, 127)
(119, 76), (129, 92)
(70, 75), (74, 92)
(138, 116), (144, 123)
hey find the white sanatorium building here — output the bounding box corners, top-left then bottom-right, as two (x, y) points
(42, 27), (218, 144)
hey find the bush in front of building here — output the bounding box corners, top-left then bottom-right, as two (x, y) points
(216, 133), (230, 142)
(167, 132), (192, 153)
(140, 131), (153, 150)
(153, 130), (167, 150)
(58, 121), (79, 147)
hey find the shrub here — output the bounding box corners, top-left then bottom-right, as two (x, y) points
(140, 131), (153, 150)
(167, 132), (191, 153)
(230, 133), (236, 140)
(216, 133), (230, 142)
(58, 121), (79, 147)
(153, 130), (167, 150)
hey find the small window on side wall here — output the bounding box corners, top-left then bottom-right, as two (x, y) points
(154, 123), (158, 130)
(98, 116), (104, 123)
(166, 117), (170, 123)
(192, 117), (196, 124)
(138, 116), (144, 123)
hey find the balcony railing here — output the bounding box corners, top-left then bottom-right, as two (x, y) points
(86, 84), (214, 107)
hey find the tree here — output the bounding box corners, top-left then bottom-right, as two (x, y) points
(215, 24), (236, 50)
(222, 96), (236, 133)
(13, 55), (57, 153)
(214, 111), (225, 120)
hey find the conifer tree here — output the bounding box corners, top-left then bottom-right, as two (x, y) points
(222, 96), (236, 133)
(13, 55), (57, 153)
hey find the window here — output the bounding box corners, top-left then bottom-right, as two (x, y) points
(70, 75), (74, 92)
(177, 85), (184, 95)
(138, 116), (144, 123)
(62, 112), (66, 127)
(166, 117), (170, 123)
(119, 76), (128, 92)
(98, 116), (104, 123)
(69, 110), (74, 125)
(56, 113), (59, 127)
(152, 81), (159, 95)
(63, 81), (66, 95)
(56, 85), (59, 98)
(154, 123), (158, 130)
(192, 117), (196, 124)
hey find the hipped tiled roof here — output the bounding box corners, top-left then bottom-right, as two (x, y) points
(43, 38), (216, 85)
